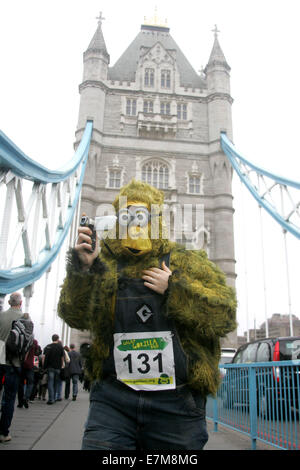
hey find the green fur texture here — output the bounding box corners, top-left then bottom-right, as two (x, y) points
(58, 180), (237, 396)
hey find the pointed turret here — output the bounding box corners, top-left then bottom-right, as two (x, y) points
(82, 12), (110, 82)
(205, 26), (231, 94)
(85, 15), (109, 59)
(205, 25), (232, 141)
(206, 27), (230, 70)
(77, 13), (109, 135)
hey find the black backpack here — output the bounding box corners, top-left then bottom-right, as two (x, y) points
(6, 318), (34, 363)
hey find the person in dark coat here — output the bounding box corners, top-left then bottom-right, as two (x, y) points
(66, 344), (82, 401)
(63, 346), (71, 399)
(17, 339), (41, 408)
(43, 334), (64, 404)
(0, 292), (23, 442)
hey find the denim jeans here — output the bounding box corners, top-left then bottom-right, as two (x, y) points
(64, 374), (79, 399)
(0, 364), (20, 436)
(47, 368), (61, 403)
(55, 375), (63, 400)
(82, 377), (208, 450)
(71, 374), (79, 397)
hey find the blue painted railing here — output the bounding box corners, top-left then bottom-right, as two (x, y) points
(207, 361), (300, 450)
(0, 121), (93, 293)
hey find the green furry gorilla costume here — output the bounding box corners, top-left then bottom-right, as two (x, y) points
(58, 180), (237, 397)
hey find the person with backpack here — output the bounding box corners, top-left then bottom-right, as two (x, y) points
(17, 338), (41, 408)
(0, 292), (23, 443)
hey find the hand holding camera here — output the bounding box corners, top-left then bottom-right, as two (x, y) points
(75, 214), (100, 270)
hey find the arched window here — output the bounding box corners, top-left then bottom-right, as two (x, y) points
(142, 161), (169, 189)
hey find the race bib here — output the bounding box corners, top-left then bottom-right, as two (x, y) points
(113, 331), (176, 391)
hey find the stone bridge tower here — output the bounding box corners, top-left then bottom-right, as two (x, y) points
(71, 16), (236, 347)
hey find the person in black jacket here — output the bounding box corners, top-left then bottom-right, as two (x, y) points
(67, 344), (82, 401)
(43, 334), (64, 404)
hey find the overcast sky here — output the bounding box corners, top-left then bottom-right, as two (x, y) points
(1, 0), (300, 337)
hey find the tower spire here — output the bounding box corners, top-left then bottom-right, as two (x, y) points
(85, 11), (109, 59)
(206, 24), (230, 70)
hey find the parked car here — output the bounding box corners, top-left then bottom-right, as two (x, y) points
(219, 347), (237, 379)
(231, 336), (300, 363)
(221, 336), (300, 419)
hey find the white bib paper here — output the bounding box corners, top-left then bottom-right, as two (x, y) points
(113, 331), (176, 391)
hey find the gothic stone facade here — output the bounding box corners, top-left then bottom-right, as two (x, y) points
(70, 21), (237, 348)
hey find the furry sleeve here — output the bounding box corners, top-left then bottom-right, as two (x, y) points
(57, 249), (106, 331)
(166, 247), (237, 338)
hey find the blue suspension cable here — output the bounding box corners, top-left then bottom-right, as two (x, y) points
(221, 132), (300, 239)
(0, 121), (93, 183)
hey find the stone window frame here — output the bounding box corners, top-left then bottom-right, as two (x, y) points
(161, 69), (171, 89)
(143, 100), (154, 114)
(177, 103), (188, 120)
(142, 160), (169, 190)
(160, 101), (171, 115)
(144, 68), (155, 88)
(126, 98), (137, 116)
(186, 169), (204, 195)
(105, 157), (125, 189)
(136, 156), (176, 190)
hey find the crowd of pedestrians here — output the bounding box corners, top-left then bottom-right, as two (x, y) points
(0, 292), (85, 443)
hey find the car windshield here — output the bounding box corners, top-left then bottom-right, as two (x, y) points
(279, 339), (300, 360)
(220, 356), (233, 364)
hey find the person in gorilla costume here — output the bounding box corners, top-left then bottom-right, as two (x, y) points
(58, 179), (236, 450)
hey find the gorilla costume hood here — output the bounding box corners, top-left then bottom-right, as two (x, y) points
(101, 179), (171, 259)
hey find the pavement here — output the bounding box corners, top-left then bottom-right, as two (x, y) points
(0, 386), (276, 452)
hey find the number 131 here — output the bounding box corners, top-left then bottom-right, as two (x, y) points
(123, 352), (163, 374)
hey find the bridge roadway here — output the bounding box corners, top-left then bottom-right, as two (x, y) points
(0, 386), (275, 452)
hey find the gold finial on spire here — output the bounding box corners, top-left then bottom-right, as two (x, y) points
(143, 6), (168, 28)
(212, 24), (220, 37)
(96, 11), (105, 26)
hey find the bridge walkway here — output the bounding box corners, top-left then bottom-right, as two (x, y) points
(0, 386), (275, 451)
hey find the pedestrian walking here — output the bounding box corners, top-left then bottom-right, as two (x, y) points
(43, 334), (64, 405)
(30, 354), (42, 401)
(65, 344), (82, 401)
(37, 354), (47, 401)
(17, 338), (41, 408)
(0, 292), (23, 442)
(62, 346), (71, 399)
(56, 343), (70, 401)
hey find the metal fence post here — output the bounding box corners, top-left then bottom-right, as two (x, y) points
(213, 397), (218, 432)
(249, 365), (257, 450)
